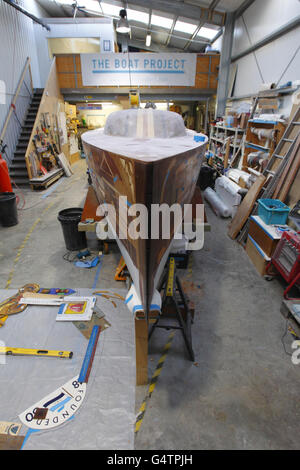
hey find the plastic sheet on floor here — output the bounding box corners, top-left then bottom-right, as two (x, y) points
(0, 288), (135, 450)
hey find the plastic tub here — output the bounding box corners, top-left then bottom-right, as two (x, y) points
(0, 192), (18, 227)
(58, 208), (87, 251)
(257, 199), (290, 225)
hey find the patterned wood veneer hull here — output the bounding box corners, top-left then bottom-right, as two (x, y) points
(83, 140), (206, 320)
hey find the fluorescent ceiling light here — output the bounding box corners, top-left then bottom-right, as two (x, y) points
(100, 2), (122, 17)
(151, 14), (173, 29)
(197, 26), (219, 40)
(55, 0), (74, 4)
(80, 0), (101, 12)
(146, 33), (151, 47)
(127, 8), (149, 24)
(174, 20), (197, 35)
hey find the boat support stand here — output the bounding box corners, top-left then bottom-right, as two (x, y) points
(148, 256), (195, 362)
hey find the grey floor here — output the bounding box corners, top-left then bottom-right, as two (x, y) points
(1, 160), (299, 450)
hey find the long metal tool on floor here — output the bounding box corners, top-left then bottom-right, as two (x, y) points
(0, 347), (73, 358)
(78, 325), (101, 383)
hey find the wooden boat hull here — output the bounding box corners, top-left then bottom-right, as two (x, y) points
(82, 138), (206, 319)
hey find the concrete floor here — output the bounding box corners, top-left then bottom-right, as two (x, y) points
(1, 160), (300, 450)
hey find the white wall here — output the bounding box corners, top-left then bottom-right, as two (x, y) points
(232, 0), (300, 99)
(34, 18), (115, 87)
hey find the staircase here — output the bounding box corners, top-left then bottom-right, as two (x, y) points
(9, 88), (44, 186)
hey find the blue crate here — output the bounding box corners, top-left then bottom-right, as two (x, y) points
(257, 199), (290, 225)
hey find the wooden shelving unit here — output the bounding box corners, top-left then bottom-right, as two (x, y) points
(242, 118), (286, 172)
(208, 124), (246, 168)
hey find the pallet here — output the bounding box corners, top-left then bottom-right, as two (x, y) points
(30, 168), (64, 190)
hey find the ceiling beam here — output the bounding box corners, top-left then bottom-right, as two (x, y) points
(183, 0), (221, 51)
(165, 16), (177, 47)
(234, 0), (256, 19)
(117, 34), (182, 52)
(62, 88), (215, 101)
(3, 0), (51, 30)
(121, 0), (225, 27)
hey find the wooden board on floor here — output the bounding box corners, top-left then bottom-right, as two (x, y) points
(30, 168), (64, 189)
(135, 319), (148, 385)
(0, 433), (25, 450)
(228, 174), (266, 240)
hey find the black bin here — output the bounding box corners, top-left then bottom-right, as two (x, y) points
(0, 192), (18, 227)
(58, 207), (87, 251)
(198, 165), (216, 191)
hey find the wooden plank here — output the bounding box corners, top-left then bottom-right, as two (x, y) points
(135, 319), (148, 386)
(81, 186), (103, 223)
(273, 136), (300, 201)
(228, 175), (266, 240)
(223, 138), (231, 169)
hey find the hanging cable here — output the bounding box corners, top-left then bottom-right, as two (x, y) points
(276, 44), (300, 88)
(241, 15), (265, 84)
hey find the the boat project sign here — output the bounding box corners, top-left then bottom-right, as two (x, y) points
(81, 53), (197, 86)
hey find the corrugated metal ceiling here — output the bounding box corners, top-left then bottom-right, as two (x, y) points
(35, 0), (247, 51)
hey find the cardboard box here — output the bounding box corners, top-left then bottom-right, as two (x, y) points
(246, 234), (271, 276)
(238, 112), (250, 129)
(248, 215), (288, 257)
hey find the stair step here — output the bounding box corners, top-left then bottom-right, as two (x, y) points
(20, 131), (33, 137)
(13, 156), (27, 162)
(9, 177), (29, 186)
(10, 162), (27, 169)
(9, 170), (29, 178)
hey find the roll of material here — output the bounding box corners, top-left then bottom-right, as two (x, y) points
(226, 169), (251, 186)
(214, 176), (242, 218)
(247, 151), (269, 166)
(203, 187), (231, 218)
(250, 127), (275, 140)
(259, 83), (276, 91)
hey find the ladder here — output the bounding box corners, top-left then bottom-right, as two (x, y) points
(262, 106), (300, 189)
(237, 105), (300, 244)
(230, 96), (259, 168)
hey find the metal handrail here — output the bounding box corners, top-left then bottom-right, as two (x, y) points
(0, 57), (33, 142)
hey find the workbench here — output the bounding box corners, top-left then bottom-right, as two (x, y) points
(0, 288), (135, 450)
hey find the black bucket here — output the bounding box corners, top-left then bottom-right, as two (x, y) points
(198, 165), (216, 191)
(0, 192), (18, 227)
(58, 207), (87, 251)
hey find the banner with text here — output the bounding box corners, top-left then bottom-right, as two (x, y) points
(80, 53), (197, 87)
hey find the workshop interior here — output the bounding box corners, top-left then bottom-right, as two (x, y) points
(0, 0), (300, 453)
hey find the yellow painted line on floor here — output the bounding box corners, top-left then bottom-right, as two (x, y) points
(4, 201), (55, 291)
(135, 331), (175, 435)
